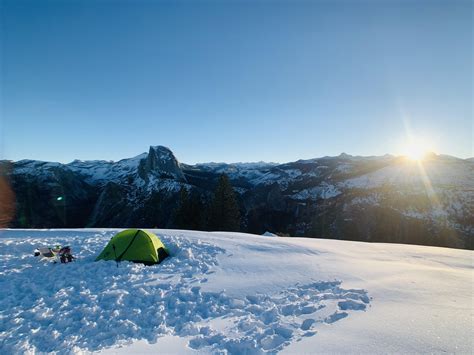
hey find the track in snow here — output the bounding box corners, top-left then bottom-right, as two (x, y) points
(0, 231), (370, 353)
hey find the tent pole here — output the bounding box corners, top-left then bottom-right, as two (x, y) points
(113, 244), (118, 268)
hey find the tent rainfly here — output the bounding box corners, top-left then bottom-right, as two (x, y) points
(95, 229), (169, 265)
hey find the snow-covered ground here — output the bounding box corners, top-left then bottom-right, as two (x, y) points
(0, 229), (472, 354)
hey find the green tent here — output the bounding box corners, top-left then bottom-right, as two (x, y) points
(95, 229), (169, 265)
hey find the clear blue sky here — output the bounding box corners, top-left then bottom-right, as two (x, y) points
(1, 0), (472, 163)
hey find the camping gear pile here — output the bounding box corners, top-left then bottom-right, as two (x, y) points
(32, 229), (168, 266)
(34, 245), (75, 263)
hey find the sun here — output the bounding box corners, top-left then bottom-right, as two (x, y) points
(403, 140), (429, 161)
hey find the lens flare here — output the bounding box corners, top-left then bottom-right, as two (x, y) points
(0, 175), (15, 228)
(404, 142), (428, 161)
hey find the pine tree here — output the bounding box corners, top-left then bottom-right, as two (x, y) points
(174, 187), (205, 230)
(173, 187), (190, 229)
(208, 174), (241, 231)
(186, 193), (205, 230)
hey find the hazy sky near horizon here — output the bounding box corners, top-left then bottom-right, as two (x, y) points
(1, 0), (472, 164)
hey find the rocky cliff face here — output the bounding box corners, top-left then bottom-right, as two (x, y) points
(2, 147), (473, 249)
(139, 146), (186, 181)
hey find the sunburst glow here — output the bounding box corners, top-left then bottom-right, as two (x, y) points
(404, 143), (427, 161)
(401, 138), (432, 161)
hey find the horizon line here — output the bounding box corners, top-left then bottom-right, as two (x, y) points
(2, 146), (472, 166)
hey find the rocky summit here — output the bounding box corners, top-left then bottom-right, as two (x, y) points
(1, 146), (473, 249)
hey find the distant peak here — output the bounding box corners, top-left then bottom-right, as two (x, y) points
(149, 145), (173, 155)
(141, 145), (185, 181)
(147, 146), (178, 164)
(338, 153), (352, 158)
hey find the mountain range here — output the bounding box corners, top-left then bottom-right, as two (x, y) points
(1, 146), (473, 249)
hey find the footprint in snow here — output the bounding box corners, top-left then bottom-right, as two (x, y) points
(0, 233), (370, 354)
(187, 280), (369, 353)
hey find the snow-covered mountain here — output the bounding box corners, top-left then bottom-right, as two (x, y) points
(1, 146), (473, 249)
(0, 229), (472, 353)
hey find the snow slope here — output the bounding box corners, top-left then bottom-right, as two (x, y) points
(0, 229), (472, 354)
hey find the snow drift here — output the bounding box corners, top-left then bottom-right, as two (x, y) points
(0, 229), (472, 354)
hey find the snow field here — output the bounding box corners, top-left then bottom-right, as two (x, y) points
(0, 230), (369, 354)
